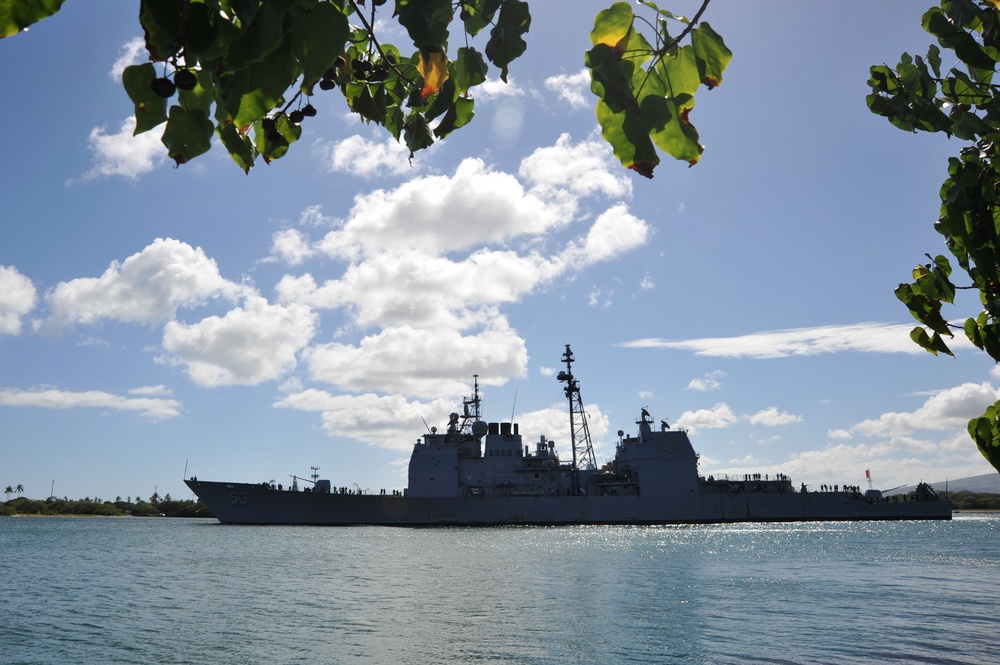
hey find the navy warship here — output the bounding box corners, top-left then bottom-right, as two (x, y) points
(185, 345), (952, 525)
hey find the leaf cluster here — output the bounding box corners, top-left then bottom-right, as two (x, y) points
(585, 0), (730, 177)
(4, 0), (735, 178)
(867, 0), (1000, 470)
(120, 0), (530, 172)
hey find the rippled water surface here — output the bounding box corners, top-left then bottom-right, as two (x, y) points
(1, 514), (998, 664)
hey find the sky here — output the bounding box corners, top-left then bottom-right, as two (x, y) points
(2, 0), (998, 502)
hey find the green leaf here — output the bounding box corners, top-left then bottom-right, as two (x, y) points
(965, 316), (984, 350)
(969, 402), (1000, 473)
(648, 93), (702, 165)
(344, 81), (385, 124)
(139, 0), (184, 62)
(908, 326), (953, 356)
(595, 98), (660, 178)
(434, 96), (475, 138)
(256, 113), (301, 163)
(161, 106), (214, 165)
(217, 123), (256, 173)
(197, 12), (240, 63)
(485, 0), (530, 83)
(177, 68), (215, 117)
(0, 0), (66, 38)
(638, 1), (688, 24)
(403, 113), (434, 156)
(396, 0), (453, 53)
(122, 63), (168, 134)
(655, 44), (700, 98)
(926, 43), (942, 78)
(923, 7), (999, 72)
(219, 45), (298, 130)
(587, 44), (633, 111)
(460, 0), (502, 37)
(690, 22), (731, 89)
(225, 0), (296, 71)
(177, 1), (219, 59)
(942, 69), (991, 106)
(291, 2), (349, 91)
(425, 78), (458, 122)
(454, 47), (488, 95)
(590, 2), (633, 49)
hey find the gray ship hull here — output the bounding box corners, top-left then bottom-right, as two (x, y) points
(185, 479), (952, 526)
(187, 347), (952, 526)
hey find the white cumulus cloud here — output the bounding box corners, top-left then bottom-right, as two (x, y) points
(746, 406), (802, 427)
(851, 382), (1000, 437)
(0, 265), (36, 335)
(688, 370), (725, 392)
(274, 389), (461, 451)
(322, 134), (414, 178)
(270, 135), (649, 440)
(46, 238), (244, 327)
(162, 297), (319, 387)
(84, 117), (166, 181)
(304, 322), (527, 399)
(675, 402), (737, 432)
(561, 203), (649, 268)
(318, 157), (563, 259)
(543, 70), (591, 108)
(270, 228), (317, 266)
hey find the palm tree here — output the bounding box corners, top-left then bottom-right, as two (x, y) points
(15, 484), (24, 498)
(4, 486), (12, 503)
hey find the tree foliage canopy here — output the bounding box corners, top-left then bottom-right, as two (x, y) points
(867, 0), (1000, 473)
(1, 0), (728, 177)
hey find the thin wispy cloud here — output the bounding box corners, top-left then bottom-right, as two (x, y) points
(620, 323), (958, 358)
(109, 37), (146, 81)
(0, 388), (181, 420)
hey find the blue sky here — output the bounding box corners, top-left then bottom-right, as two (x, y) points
(2, 0), (997, 502)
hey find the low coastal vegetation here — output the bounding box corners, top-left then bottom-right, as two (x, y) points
(1, 492), (213, 518)
(941, 491), (1000, 511)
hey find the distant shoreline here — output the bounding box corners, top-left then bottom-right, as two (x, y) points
(1, 496), (212, 518)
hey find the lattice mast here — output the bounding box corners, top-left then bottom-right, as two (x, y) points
(557, 344), (597, 494)
(459, 374), (482, 433)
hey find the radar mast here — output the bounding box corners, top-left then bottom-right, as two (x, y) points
(459, 374), (481, 434)
(557, 344), (597, 494)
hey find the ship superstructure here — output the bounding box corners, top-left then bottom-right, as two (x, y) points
(185, 346), (951, 525)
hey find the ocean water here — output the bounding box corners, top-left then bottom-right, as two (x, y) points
(1, 514), (997, 664)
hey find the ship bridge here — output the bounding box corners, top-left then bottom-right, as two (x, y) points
(603, 409), (701, 497)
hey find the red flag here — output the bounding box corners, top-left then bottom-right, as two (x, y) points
(865, 469), (870, 479)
